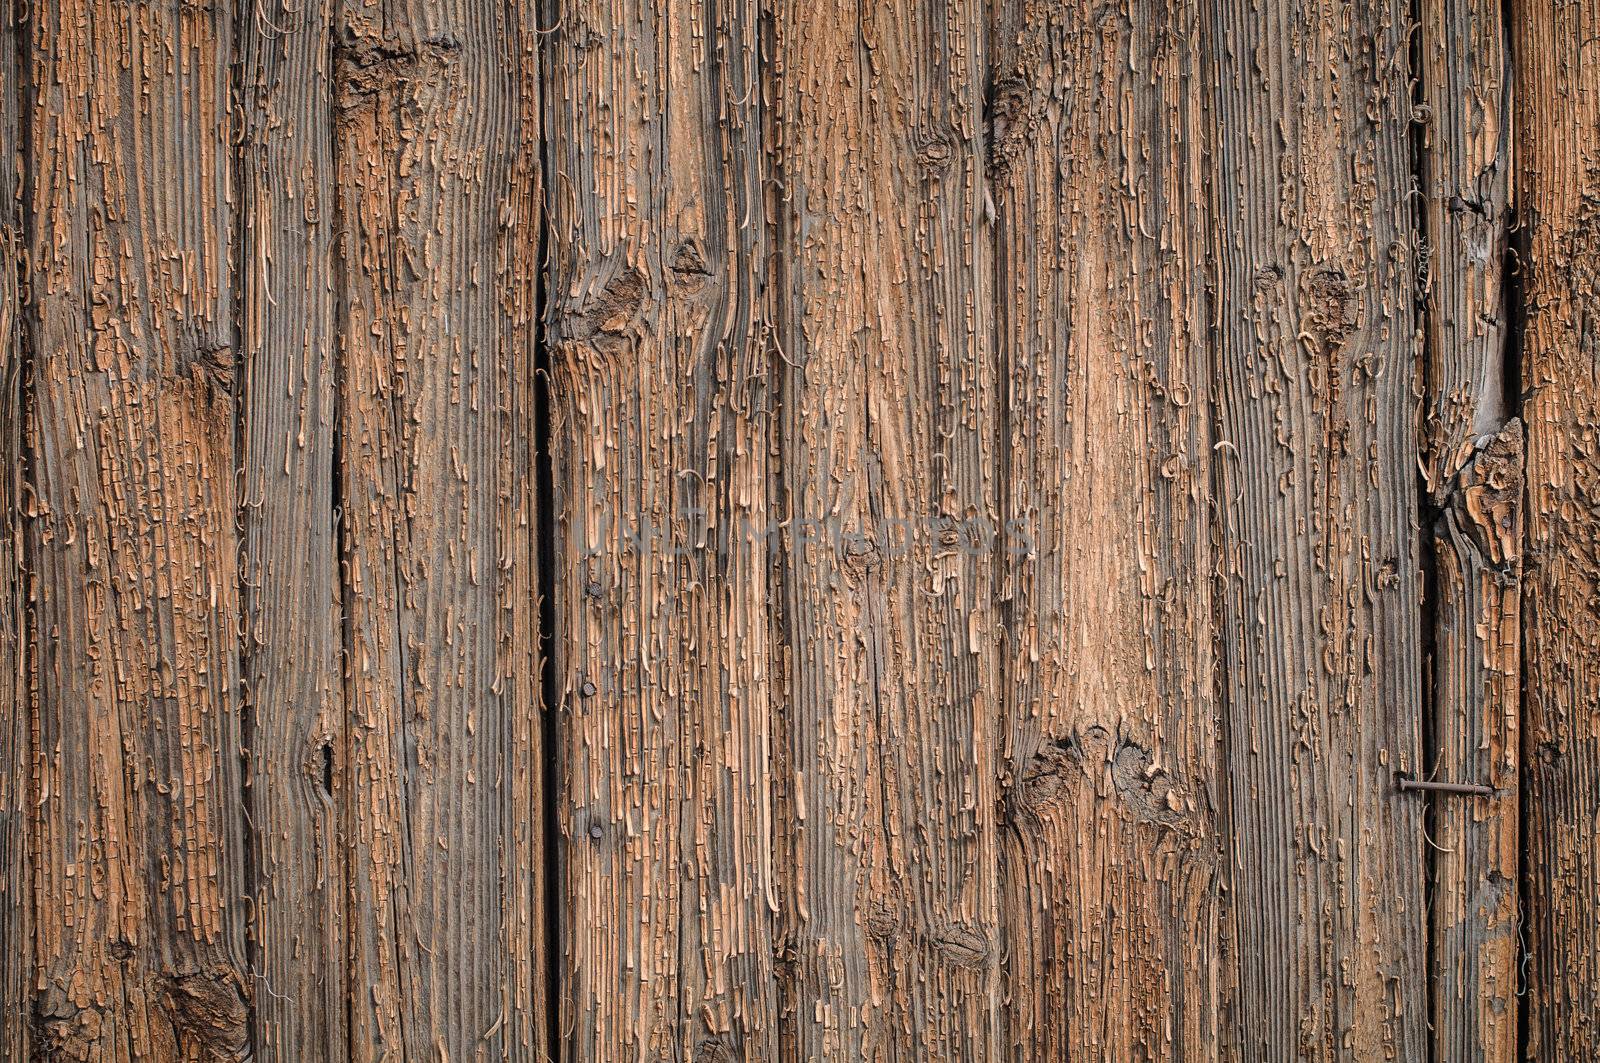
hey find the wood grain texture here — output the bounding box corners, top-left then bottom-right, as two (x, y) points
(0, 0), (27, 1055)
(989, 3), (1225, 1059)
(1515, 0), (1600, 1056)
(1415, 3), (1520, 1058)
(1206, 0), (1429, 1056)
(23, 0), (252, 1057)
(237, 0), (346, 1056)
(332, 0), (546, 1056)
(770, 1), (1001, 1058)
(543, 0), (780, 1058)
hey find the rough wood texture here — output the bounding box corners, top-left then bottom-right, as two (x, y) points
(237, 0), (346, 1056)
(22, 0), (252, 1057)
(770, 1), (1001, 1058)
(332, 0), (545, 1056)
(543, 0), (780, 1057)
(1206, 0), (1429, 1056)
(0, 0), (27, 1056)
(1517, 0), (1600, 1056)
(1416, 3), (1520, 1058)
(989, 3), (1224, 1059)
(5, 2), (1600, 1060)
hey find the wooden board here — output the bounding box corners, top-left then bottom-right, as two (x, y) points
(1416, 2), (1520, 1057)
(0, 0), (27, 1055)
(1516, 1), (1600, 1056)
(237, 0), (346, 1055)
(543, 0), (781, 1057)
(989, 3), (1224, 1058)
(332, 0), (546, 1056)
(1206, 0), (1429, 1055)
(770, 1), (1001, 1058)
(22, 0), (251, 1056)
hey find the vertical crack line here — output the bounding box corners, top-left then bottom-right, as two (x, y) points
(1499, 0), (1533, 1051)
(325, 23), (358, 1061)
(225, 4), (259, 1040)
(1195, 11), (1241, 1041)
(5, 0), (37, 1048)
(1405, 4), (1442, 1059)
(758, 1), (801, 1055)
(532, 3), (562, 1053)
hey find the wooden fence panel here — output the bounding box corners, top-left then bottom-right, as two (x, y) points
(22, 1), (251, 1057)
(1417, 2), (1521, 1059)
(989, 3), (1224, 1059)
(1207, 0), (1430, 1056)
(237, 0), (346, 1056)
(331, 0), (545, 1056)
(543, 0), (779, 1057)
(1517, 1), (1600, 1056)
(1, 1), (1597, 1060)
(770, 0), (1001, 1059)
(0, 0), (27, 1055)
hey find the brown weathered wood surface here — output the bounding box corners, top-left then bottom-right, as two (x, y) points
(1517, 0), (1600, 1057)
(0, 0), (1595, 1060)
(990, 2), (1223, 1058)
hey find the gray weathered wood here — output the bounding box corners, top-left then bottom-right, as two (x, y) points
(1207, 0), (1429, 1055)
(1516, 1), (1600, 1056)
(1416, 3), (1520, 1057)
(237, 0), (346, 1056)
(332, 0), (546, 1055)
(0, 0), (27, 1055)
(771, 1), (1001, 1058)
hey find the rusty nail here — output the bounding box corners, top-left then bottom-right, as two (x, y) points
(1395, 774), (1494, 797)
(588, 823), (603, 840)
(579, 680), (597, 698)
(585, 581), (603, 598)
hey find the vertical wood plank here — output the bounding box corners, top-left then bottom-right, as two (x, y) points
(23, 0), (251, 1056)
(770, 1), (1000, 1058)
(1415, 3), (1520, 1057)
(1206, 0), (1429, 1056)
(0, 0), (27, 1055)
(989, 4), (1225, 1058)
(333, 0), (546, 1056)
(237, 0), (346, 1056)
(1515, 1), (1600, 1056)
(543, 0), (780, 1056)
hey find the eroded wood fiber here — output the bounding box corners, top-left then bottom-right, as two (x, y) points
(333, 0), (546, 1056)
(237, 0), (346, 1056)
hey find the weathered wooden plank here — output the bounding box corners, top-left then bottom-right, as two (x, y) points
(543, 0), (780, 1056)
(770, 2), (1000, 1058)
(1415, 4), (1519, 1057)
(236, 1), (346, 1056)
(332, 0), (546, 1056)
(1206, 0), (1429, 1056)
(23, 0), (251, 1056)
(1515, 2), (1600, 1056)
(0, 0), (28, 1055)
(989, 4), (1225, 1058)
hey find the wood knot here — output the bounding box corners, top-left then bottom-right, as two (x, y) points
(986, 74), (1035, 177)
(1299, 266), (1359, 354)
(556, 265), (650, 358)
(163, 967), (251, 1060)
(914, 127), (958, 175)
(1009, 724), (1194, 834)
